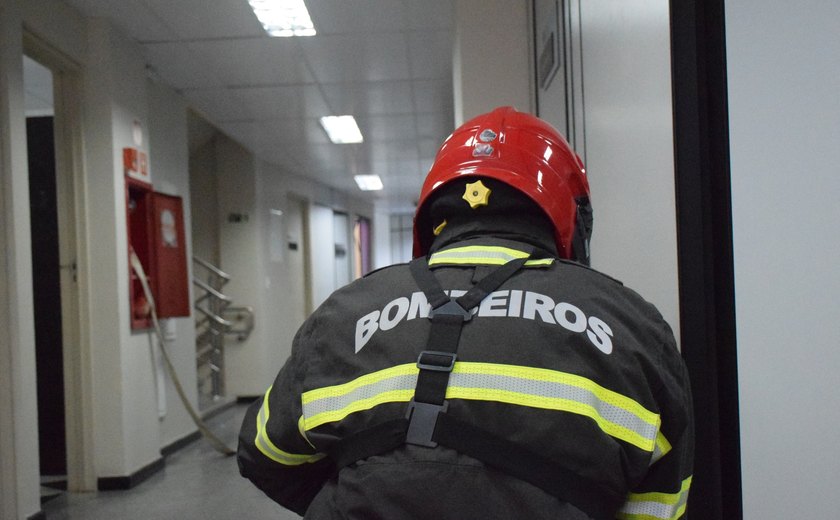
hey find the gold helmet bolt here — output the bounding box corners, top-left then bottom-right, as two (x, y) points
(463, 180), (492, 209)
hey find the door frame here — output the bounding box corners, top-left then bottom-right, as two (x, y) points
(669, 1), (742, 517)
(24, 31), (96, 492)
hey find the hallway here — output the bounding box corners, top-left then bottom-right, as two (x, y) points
(42, 404), (297, 520)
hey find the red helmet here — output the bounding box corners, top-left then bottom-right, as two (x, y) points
(413, 106), (592, 261)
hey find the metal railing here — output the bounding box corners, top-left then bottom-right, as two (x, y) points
(193, 257), (233, 411)
(193, 257), (257, 410)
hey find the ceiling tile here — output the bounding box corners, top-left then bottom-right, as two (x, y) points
(66, 0), (455, 211)
(296, 143), (363, 172)
(413, 79), (454, 113)
(417, 137), (444, 161)
(143, 0), (263, 40)
(404, 0), (456, 31)
(250, 118), (331, 145)
(231, 85), (330, 119)
(408, 30), (453, 79)
(370, 158), (422, 178)
(368, 140), (420, 164)
(256, 147), (305, 171)
(359, 114), (418, 142)
(416, 113), (453, 142)
(306, 0), (407, 34)
(143, 42), (223, 89)
(300, 33), (410, 83)
(384, 170), (427, 187)
(187, 38), (314, 86)
(64, 0), (177, 42)
(321, 81), (414, 116)
(216, 120), (258, 145)
(184, 88), (250, 121)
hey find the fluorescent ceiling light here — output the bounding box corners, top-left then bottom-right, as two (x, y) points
(320, 115), (364, 144)
(248, 0), (316, 37)
(354, 175), (383, 191)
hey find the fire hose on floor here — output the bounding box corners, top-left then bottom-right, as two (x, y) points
(130, 250), (236, 457)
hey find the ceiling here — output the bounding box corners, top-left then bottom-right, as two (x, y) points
(62, 0), (456, 212)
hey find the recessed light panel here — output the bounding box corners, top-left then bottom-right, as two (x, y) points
(320, 115), (364, 144)
(248, 0), (316, 37)
(354, 175), (384, 191)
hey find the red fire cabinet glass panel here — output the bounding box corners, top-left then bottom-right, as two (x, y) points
(150, 192), (190, 318)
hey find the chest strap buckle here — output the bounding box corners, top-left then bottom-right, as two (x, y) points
(405, 399), (449, 448)
(416, 351), (457, 372)
(429, 299), (472, 321)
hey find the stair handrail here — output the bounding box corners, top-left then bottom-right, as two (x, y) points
(193, 278), (233, 305)
(192, 256), (234, 409)
(193, 256), (232, 282)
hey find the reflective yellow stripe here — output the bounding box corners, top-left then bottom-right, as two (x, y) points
(617, 476), (692, 520)
(429, 245), (554, 268)
(652, 431), (673, 464)
(302, 364), (418, 429)
(255, 387), (326, 465)
(449, 363), (660, 451)
(301, 362), (664, 452)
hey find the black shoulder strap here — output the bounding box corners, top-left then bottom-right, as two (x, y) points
(327, 254), (623, 520)
(404, 255), (529, 446)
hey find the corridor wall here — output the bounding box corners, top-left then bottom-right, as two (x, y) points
(188, 126), (375, 398)
(727, 0), (840, 516)
(1, 0), (41, 516)
(453, 0), (680, 338)
(2, 1), (200, 515)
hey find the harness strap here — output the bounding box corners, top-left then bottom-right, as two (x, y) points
(326, 414), (623, 520)
(405, 255), (529, 446)
(328, 418), (408, 469)
(326, 252), (624, 520)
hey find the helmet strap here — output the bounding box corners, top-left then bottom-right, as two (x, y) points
(571, 197), (593, 265)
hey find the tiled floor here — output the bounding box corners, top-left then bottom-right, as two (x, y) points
(42, 404), (299, 519)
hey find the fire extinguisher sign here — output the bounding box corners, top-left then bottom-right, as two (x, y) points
(123, 147), (151, 185)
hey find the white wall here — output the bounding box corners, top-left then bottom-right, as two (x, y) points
(373, 206), (393, 268)
(334, 212), (351, 289)
(189, 135), (220, 266)
(455, 1), (679, 338)
(0, 0), (41, 516)
(81, 18), (136, 479)
(310, 204), (337, 309)
(81, 16), (197, 478)
(215, 134), (271, 397)
(208, 142), (375, 397)
(3, 0), (373, 515)
(147, 78), (199, 449)
(577, 1), (679, 338)
(726, 1), (840, 516)
(452, 0), (533, 124)
(2, 4), (203, 514)
(259, 188), (308, 382)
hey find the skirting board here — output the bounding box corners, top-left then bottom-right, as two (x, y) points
(97, 457), (165, 491)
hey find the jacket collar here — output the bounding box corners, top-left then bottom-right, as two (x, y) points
(428, 237), (555, 269)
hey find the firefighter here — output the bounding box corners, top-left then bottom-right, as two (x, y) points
(238, 106), (693, 520)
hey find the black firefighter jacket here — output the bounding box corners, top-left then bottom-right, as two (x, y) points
(238, 237), (693, 520)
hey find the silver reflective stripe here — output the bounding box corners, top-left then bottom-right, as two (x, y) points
(429, 245), (554, 267)
(618, 476), (692, 520)
(449, 368), (659, 451)
(302, 367), (417, 428)
(301, 362), (664, 453)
